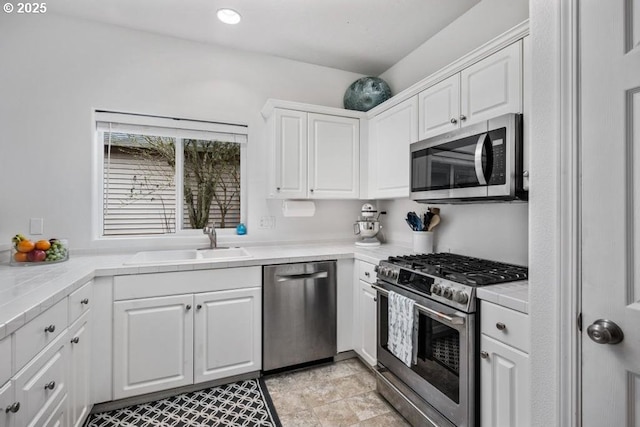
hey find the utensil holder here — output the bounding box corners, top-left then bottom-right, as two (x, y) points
(412, 231), (433, 254)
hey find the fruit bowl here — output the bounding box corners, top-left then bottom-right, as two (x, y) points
(9, 235), (69, 266)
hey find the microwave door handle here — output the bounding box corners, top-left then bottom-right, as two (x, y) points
(474, 133), (489, 185)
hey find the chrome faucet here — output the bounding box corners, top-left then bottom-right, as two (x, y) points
(203, 224), (217, 249)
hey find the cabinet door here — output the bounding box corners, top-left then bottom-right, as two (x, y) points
(68, 313), (90, 427)
(480, 334), (530, 427)
(273, 109), (308, 199)
(368, 96), (418, 199)
(461, 42), (522, 127)
(0, 382), (15, 427)
(194, 287), (261, 383)
(113, 294), (194, 399)
(418, 74), (461, 139)
(357, 280), (377, 366)
(308, 113), (359, 199)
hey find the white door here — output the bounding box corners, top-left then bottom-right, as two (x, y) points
(273, 109), (307, 199)
(368, 96), (418, 199)
(460, 42), (522, 127)
(68, 314), (90, 427)
(307, 113), (359, 199)
(113, 294), (194, 399)
(580, 1), (640, 425)
(358, 281), (377, 366)
(194, 288), (261, 383)
(418, 74), (461, 139)
(480, 335), (530, 427)
(0, 382), (15, 427)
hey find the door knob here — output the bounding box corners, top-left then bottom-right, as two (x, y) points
(587, 319), (624, 344)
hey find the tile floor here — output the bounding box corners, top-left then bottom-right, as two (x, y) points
(264, 358), (411, 427)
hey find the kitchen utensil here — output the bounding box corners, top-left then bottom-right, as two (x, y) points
(427, 214), (441, 231)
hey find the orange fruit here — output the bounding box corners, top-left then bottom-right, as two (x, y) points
(35, 240), (51, 251)
(17, 240), (35, 253)
(14, 252), (28, 262)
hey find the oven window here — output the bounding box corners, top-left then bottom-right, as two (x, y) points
(380, 296), (460, 403)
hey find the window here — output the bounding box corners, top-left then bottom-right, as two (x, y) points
(96, 112), (247, 237)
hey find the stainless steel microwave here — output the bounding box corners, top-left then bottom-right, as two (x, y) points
(410, 113), (527, 203)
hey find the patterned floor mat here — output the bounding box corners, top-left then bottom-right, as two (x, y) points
(85, 379), (281, 427)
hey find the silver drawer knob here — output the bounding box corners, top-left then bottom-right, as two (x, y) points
(496, 322), (506, 331)
(197, 304), (202, 310)
(186, 304), (192, 311)
(80, 298), (89, 305)
(44, 381), (56, 391)
(480, 351), (489, 359)
(365, 271), (370, 277)
(450, 118), (458, 124)
(5, 402), (20, 413)
(44, 324), (55, 333)
(70, 337), (80, 344)
(460, 114), (467, 121)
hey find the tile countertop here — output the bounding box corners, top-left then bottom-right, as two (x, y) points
(0, 242), (409, 341)
(476, 281), (529, 314)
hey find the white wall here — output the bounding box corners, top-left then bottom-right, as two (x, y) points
(380, 0), (529, 93)
(0, 14), (366, 250)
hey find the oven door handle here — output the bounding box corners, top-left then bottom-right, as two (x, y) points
(372, 284), (465, 327)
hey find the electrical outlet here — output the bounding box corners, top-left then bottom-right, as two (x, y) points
(259, 216), (276, 229)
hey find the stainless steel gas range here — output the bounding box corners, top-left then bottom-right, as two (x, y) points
(373, 253), (528, 427)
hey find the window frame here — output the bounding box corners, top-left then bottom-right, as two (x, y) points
(92, 111), (248, 243)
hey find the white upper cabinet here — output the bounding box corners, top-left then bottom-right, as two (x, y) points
(308, 113), (359, 199)
(460, 41), (522, 126)
(265, 103), (361, 200)
(273, 109), (308, 199)
(418, 75), (460, 140)
(368, 96), (418, 199)
(418, 41), (522, 140)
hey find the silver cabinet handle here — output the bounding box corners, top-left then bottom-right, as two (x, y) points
(70, 337), (80, 344)
(365, 271), (370, 277)
(44, 381), (56, 390)
(5, 402), (20, 413)
(276, 271), (328, 282)
(480, 351), (489, 359)
(460, 114), (467, 121)
(587, 319), (624, 345)
(186, 304), (192, 311)
(81, 298), (89, 305)
(450, 117), (458, 124)
(197, 304), (202, 310)
(496, 322), (506, 331)
(44, 325), (55, 333)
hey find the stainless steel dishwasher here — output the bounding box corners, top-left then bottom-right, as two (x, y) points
(263, 261), (337, 371)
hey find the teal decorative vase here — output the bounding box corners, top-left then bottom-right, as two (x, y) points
(343, 77), (392, 111)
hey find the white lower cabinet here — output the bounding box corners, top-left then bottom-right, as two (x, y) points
(113, 294), (194, 400)
(480, 301), (530, 427)
(67, 312), (91, 427)
(194, 288), (261, 383)
(353, 261), (378, 366)
(113, 282), (262, 400)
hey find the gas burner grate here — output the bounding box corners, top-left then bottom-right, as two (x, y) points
(387, 253), (527, 286)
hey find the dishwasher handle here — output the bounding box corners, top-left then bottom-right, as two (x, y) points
(276, 271), (329, 282)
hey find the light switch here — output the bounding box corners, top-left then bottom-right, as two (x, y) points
(30, 218), (43, 235)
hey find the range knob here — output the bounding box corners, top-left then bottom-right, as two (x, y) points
(431, 284), (442, 295)
(442, 287), (454, 300)
(390, 269), (399, 279)
(453, 290), (469, 304)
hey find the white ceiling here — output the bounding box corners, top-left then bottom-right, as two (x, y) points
(50, 0), (480, 75)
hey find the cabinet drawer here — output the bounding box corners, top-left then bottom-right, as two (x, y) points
(358, 262), (377, 284)
(15, 298), (68, 370)
(14, 332), (67, 427)
(481, 301), (529, 353)
(0, 336), (11, 385)
(68, 281), (92, 324)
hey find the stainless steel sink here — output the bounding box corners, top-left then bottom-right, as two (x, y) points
(124, 247), (252, 265)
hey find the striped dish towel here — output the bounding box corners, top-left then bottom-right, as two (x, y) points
(387, 290), (418, 367)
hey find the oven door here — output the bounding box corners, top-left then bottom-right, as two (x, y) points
(376, 281), (476, 427)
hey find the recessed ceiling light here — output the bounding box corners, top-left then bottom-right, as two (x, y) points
(217, 8), (241, 25)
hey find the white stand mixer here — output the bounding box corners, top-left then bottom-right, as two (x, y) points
(354, 203), (384, 247)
